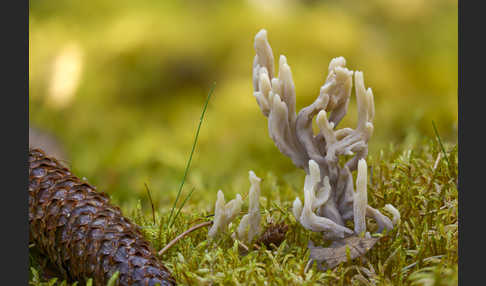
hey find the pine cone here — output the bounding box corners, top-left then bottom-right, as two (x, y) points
(256, 223), (289, 249)
(29, 148), (176, 286)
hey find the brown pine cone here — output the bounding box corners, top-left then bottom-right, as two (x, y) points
(29, 148), (176, 286)
(256, 222), (289, 249)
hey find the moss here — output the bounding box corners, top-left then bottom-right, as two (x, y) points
(29, 139), (457, 285)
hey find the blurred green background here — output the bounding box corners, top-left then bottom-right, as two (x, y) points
(29, 0), (457, 211)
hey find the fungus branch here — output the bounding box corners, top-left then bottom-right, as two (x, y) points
(236, 171), (262, 244)
(252, 29), (398, 246)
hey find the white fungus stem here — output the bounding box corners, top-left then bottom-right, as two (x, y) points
(354, 159), (368, 235)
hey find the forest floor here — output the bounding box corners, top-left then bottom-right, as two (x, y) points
(29, 139), (458, 286)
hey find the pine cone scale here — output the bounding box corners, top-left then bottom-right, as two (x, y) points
(29, 148), (176, 285)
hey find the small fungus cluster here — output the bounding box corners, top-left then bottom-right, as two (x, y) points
(207, 29), (400, 270)
(252, 29), (399, 240)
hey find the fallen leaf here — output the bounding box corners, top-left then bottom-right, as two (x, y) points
(307, 235), (381, 271)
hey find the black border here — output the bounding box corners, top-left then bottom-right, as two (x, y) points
(3, 0), (29, 283)
(458, 0), (482, 284)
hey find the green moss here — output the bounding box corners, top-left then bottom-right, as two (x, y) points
(29, 139), (457, 285)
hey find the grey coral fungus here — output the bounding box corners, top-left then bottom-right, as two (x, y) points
(208, 190), (243, 238)
(252, 29), (398, 241)
(236, 171), (262, 244)
(208, 171), (263, 244)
